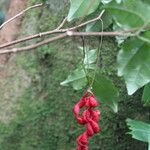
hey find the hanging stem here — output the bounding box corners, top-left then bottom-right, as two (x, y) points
(80, 34), (87, 75)
(89, 18), (104, 89)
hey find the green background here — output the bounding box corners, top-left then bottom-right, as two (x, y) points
(0, 0), (149, 149)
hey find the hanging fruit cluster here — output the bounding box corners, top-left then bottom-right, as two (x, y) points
(73, 91), (101, 150)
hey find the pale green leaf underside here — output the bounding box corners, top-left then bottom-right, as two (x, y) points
(102, 0), (123, 4)
(126, 119), (150, 144)
(79, 47), (97, 70)
(67, 0), (100, 21)
(60, 68), (87, 90)
(84, 49), (97, 65)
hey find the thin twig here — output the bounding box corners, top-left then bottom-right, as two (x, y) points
(0, 11), (105, 49)
(56, 17), (67, 30)
(0, 3), (43, 30)
(0, 31), (131, 55)
(66, 10), (105, 31)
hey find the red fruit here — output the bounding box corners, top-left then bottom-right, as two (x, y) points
(86, 123), (94, 136)
(89, 119), (100, 133)
(77, 132), (88, 146)
(73, 91), (101, 150)
(77, 116), (85, 124)
(89, 96), (98, 107)
(90, 110), (100, 122)
(76, 145), (88, 150)
(73, 105), (80, 115)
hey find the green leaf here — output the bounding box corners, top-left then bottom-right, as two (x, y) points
(79, 47), (97, 70)
(85, 64), (97, 70)
(126, 118), (150, 148)
(115, 0), (122, 3)
(102, 0), (122, 4)
(123, 0), (150, 21)
(117, 38), (150, 95)
(138, 30), (150, 44)
(143, 0), (150, 5)
(92, 72), (119, 112)
(144, 30), (150, 39)
(86, 12), (112, 31)
(142, 83), (150, 107)
(67, 0), (100, 21)
(84, 48), (97, 65)
(60, 68), (87, 90)
(104, 0), (150, 28)
(101, 0), (112, 4)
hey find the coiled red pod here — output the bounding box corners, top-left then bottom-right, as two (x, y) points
(73, 91), (101, 150)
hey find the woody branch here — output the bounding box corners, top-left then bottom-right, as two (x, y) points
(0, 5), (147, 55)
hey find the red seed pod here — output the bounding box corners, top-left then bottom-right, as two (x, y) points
(89, 119), (100, 133)
(73, 105), (80, 115)
(89, 96), (98, 107)
(73, 91), (101, 150)
(86, 123), (94, 136)
(76, 116), (85, 124)
(82, 110), (90, 123)
(90, 110), (100, 122)
(73, 98), (85, 115)
(77, 145), (88, 150)
(77, 132), (88, 146)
